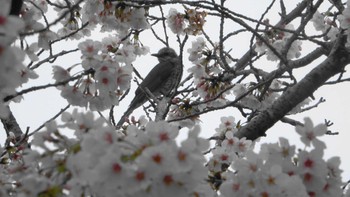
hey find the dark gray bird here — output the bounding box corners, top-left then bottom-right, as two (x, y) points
(117, 47), (182, 127)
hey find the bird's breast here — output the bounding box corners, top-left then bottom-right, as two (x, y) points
(160, 62), (183, 96)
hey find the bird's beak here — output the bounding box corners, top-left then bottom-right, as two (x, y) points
(151, 53), (159, 57)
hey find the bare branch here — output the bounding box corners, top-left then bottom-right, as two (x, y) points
(28, 104), (71, 136)
(3, 69), (94, 102)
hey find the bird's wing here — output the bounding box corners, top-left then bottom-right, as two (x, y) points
(117, 61), (175, 127)
(135, 60), (175, 95)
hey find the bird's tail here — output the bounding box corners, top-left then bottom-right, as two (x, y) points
(116, 93), (146, 128)
(116, 107), (134, 128)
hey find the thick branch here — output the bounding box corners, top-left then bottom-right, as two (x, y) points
(155, 97), (172, 121)
(1, 106), (23, 137)
(235, 37), (350, 141)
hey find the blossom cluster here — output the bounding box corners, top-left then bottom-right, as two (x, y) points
(167, 8), (207, 35)
(1, 0), (154, 115)
(33, 0), (151, 39)
(311, 11), (338, 41)
(167, 98), (202, 129)
(187, 38), (232, 105)
(1, 110), (213, 197)
(1, 110), (348, 196)
(0, 0), (38, 118)
(207, 116), (253, 173)
(185, 38), (309, 120)
(53, 38), (150, 111)
(338, 1), (350, 47)
(167, 38), (235, 128)
(183, 36), (310, 128)
(255, 23), (302, 61)
(81, 0), (149, 36)
(209, 117), (346, 197)
(20, 0), (62, 52)
(18, 0), (152, 111)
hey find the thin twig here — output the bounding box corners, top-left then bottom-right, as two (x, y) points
(28, 104), (71, 136)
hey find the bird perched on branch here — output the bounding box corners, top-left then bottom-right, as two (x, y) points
(117, 47), (182, 127)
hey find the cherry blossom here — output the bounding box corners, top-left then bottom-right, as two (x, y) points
(78, 39), (102, 59)
(255, 24), (302, 61)
(188, 37), (206, 62)
(56, 38), (136, 111)
(339, 1), (350, 29)
(129, 8), (150, 30)
(52, 66), (71, 82)
(167, 8), (186, 35)
(295, 117), (327, 149)
(312, 11), (339, 41)
(145, 121), (179, 145)
(38, 30), (59, 50)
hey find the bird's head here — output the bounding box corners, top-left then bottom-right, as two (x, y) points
(152, 47), (178, 62)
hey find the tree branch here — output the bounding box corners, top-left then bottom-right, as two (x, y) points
(1, 106), (23, 138)
(235, 35), (350, 140)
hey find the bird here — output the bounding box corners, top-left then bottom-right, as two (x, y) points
(116, 47), (182, 127)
